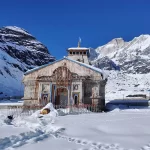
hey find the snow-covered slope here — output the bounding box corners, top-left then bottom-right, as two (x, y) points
(90, 35), (150, 100)
(92, 35), (150, 73)
(96, 38), (127, 59)
(105, 70), (150, 101)
(0, 26), (55, 97)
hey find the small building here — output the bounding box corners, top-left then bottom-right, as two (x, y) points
(22, 41), (107, 111)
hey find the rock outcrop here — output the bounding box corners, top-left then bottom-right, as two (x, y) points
(0, 26), (55, 97)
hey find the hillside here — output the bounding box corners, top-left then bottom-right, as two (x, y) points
(90, 35), (150, 100)
(92, 35), (150, 73)
(0, 26), (55, 97)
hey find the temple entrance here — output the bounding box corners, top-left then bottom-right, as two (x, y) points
(38, 64), (73, 107)
(52, 64), (72, 106)
(55, 88), (68, 106)
(74, 96), (78, 105)
(73, 93), (79, 105)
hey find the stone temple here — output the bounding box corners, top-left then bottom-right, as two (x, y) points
(22, 41), (107, 111)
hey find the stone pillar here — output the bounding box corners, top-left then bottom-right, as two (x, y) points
(68, 85), (71, 106)
(82, 80), (84, 104)
(50, 82), (52, 102)
(38, 83), (42, 105)
(54, 85), (56, 105)
(99, 80), (107, 110)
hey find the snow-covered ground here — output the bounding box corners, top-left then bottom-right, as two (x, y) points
(0, 99), (23, 106)
(105, 70), (150, 101)
(1, 106), (150, 150)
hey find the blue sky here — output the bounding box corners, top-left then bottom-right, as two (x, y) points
(0, 0), (150, 59)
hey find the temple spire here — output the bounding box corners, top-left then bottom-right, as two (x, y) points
(78, 37), (81, 47)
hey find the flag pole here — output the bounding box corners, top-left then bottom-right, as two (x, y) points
(78, 37), (81, 47)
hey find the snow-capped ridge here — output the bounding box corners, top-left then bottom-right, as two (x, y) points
(109, 37), (125, 43)
(5, 26), (31, 36)
(93, 34), (150, 74)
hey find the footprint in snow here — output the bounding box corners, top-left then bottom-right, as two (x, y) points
(57, 134), (124, 150)
(68, 138), (75, 142)
(91, 142), (97, 146)
(81, 141), (88, 145)
(76, 139), (82, 144)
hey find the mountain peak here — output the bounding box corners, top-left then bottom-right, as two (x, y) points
(93, 34), (150, 74)
(95, 37), (126, 58)
(4, 26), (31, 36)
(111, 37), (124, 42)
(0, 26), (55, 97)
(107, 37), (125, 48)
(138, 34), (150, 38)
(0, 26), (55, 64)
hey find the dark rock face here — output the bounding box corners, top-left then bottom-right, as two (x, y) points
(92, 57), (120, 71)
(88, 48), (98, 61)
(0, 26), (55, 97)
(0, 26), (55, 67)
(120, 58), (150, 74)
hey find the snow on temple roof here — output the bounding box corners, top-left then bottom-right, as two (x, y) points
(24, 58), (64, 75)
(66, 57), (107, 80)
(24, 57), (107, 80)
(68, 47), (89, 50)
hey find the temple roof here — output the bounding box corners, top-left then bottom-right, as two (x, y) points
(67, 47), (89, 50)
(24, 57), (107, 79)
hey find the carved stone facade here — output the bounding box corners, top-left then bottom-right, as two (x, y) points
(23, 48), (107, 111)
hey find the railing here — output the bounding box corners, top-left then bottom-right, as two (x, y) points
(6, 104), (103, 117)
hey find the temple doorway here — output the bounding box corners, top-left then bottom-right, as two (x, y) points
(73, 93), (79, 105)
(55, 88), (68, 106)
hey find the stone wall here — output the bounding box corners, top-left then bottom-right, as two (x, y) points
(67, 55), (89, 64)
(83, 79), (106, 111)
(23, 59), (105, 108)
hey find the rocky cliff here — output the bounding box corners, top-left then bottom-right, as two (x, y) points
(0, 26), (55, 97)
(91, 35), (150, 74)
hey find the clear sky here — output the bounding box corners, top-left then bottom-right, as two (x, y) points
(0, 0), (150, 59)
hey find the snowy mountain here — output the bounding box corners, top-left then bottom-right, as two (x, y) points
(92, 35), (150, 74)
(90, 35), (150, 100)
(0, 26), (55, 97)
(1, 28), (149, 100)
